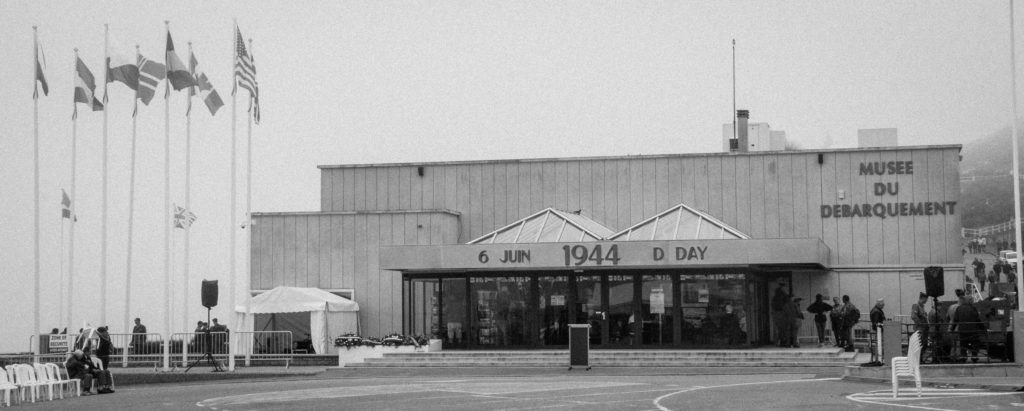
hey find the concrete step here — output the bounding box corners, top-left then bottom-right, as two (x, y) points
(364, 355), (854, 363)
(348, 360), (854, 368)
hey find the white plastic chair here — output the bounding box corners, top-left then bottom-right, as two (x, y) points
(12, 364), (46, 403)
(48, 363), (80, 398)
(32, 363), (62, 401)
(0, 366), (20, 407)
(891, 331), (922, 398)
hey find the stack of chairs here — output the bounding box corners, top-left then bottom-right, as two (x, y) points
(0, 362), (82, 406)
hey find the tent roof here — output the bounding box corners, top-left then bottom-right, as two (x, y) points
(468, 208), (615, 244)
(238, 286), (359, 314)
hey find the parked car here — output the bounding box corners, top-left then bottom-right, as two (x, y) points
(999, 250), (1018, 269)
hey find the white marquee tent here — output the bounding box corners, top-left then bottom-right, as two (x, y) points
(234, 286), (359, 355)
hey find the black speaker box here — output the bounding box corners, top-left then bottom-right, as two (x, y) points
(201, 280), (219, 308)
(924, 266), (944, 297)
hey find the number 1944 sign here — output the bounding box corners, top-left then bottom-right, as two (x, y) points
(562, 244), (621, 266)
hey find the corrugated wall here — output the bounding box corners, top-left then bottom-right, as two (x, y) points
(321, 147), (962, 266)
(250, 212), (459, 336)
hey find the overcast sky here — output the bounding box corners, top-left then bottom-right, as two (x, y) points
(0, 1), (1018, 352)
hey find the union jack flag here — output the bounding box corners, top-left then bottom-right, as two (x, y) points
(173, 204), (197, 229)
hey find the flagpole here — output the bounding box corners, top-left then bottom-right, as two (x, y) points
(100, 23), (110, 327)
(732, 39), (737, 150)
(184, 41), (193, 339)
(125, 44), (140, 341)
(1009, 0), (1024, 309)
(33, 26), (41, 350)
(69, 48), (79, 334)
(228, 20), (239, 371)
(228, 20), (239, 372)
(240, 38), (255, 373)
(162, 20), (172, 372)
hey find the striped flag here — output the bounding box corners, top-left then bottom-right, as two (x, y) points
(165, 31), (195, 92)
(173, 204), (197, 229)
(188, 49), (223, 115)
(233, 26), (260, 124)
(107, 42), (139, 92)
(136, 54), (165, 107)
(34, 40), (48, 98)
(73, 57), (103, 118)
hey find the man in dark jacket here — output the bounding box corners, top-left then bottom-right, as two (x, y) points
(771, 283), (790, 347)
(65, 350), (97, 396)
(829, 297), (844, 347)
(951, 294), (984, 363)
(840, 295), (860, 351)
(806, 294), (833, 347)
(784, 297), (806, 348)
(869, 299), (886, 362)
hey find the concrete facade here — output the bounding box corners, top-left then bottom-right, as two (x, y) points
(252, 145), (964, 339)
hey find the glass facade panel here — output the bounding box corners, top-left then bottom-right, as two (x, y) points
(606, 275), (635, 346)
(537, 275), (569, 346)
(575, 275), (604, 346)
(680, 273), (747, 346)
(441, 278), (467, 348)
(405, 271), (754, 349)
(641, 274), (674, 345)
(470, 276), (531, 347)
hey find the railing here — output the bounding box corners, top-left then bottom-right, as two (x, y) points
(900, 321), (1012, 364)
(21, 331), (294, 369)
(963, 219), (1018, 238)
(233, 331), (294, 367)
(170, 332), (230, 368)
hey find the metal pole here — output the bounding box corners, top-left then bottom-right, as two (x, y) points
(163, 20), (172, 372)
(100, 23), (109, 327)
(69, 48), (79, 335)
(732, 39), (737, 150)
(185, 41), (193, 342)
(33, 26), (41, 352)
(1008, 0), (1024, 365)
(125, 45), (139, 342)
(228, 20), (239, 372)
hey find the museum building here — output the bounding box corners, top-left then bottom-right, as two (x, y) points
(250, 144), (964, 349)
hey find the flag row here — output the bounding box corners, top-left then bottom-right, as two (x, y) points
(35, 25), (260, 123)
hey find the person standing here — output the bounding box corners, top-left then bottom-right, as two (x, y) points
(911, 292), (930, 362)
(829, 296), (844, 347)
(785, 297), (806, 348)
(976, 259), (987, 292)
(950, 294), (983, 363)
(869, 299), (886, 363)
(95, 326), (112, 370)
(131, 318), (147, 354)
(806, 294), (833, 347)
(771, 283), (790, 347)
(840, 295), (860, 351)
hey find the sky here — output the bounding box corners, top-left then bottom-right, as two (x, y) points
(0, 0), (1019, 353)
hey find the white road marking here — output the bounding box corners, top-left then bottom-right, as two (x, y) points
(651, 377), (841, 411)
(846, 388), (1024, 411)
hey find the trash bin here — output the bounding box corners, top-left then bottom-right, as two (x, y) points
(569, 324), (591, 370)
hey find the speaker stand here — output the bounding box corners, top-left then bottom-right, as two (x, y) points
(185, 307), (225, 373)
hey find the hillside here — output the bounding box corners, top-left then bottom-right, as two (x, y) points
(960, 126), (1021, 228)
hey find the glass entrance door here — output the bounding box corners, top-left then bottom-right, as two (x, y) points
(537, 275), (569, 346)
(469, 276), (530, 348)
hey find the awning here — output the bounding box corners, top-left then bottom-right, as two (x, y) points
(381, 238), (830, 273)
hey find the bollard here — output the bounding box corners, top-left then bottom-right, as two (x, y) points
(163, 334), (170, 371)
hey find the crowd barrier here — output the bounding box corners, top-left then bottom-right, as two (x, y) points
(900, 321), (1012, 364)
(23, 331), (294, 369)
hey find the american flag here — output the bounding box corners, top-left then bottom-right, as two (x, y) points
(173, 204), (197, 229)
(234, 26), (260, 124)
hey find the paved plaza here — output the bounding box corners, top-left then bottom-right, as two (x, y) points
(13, 371), (1024, 410)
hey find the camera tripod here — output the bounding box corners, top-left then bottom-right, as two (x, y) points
(185, 307), (225, 373)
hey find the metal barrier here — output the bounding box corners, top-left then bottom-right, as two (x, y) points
(233, 331), (294, 367)
(21, 331), (294, 369)
(900, 322), (1012, 364)
(169, 332), (230, 368)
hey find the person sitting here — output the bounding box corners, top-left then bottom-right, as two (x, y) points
(66, 349), (99, 396)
